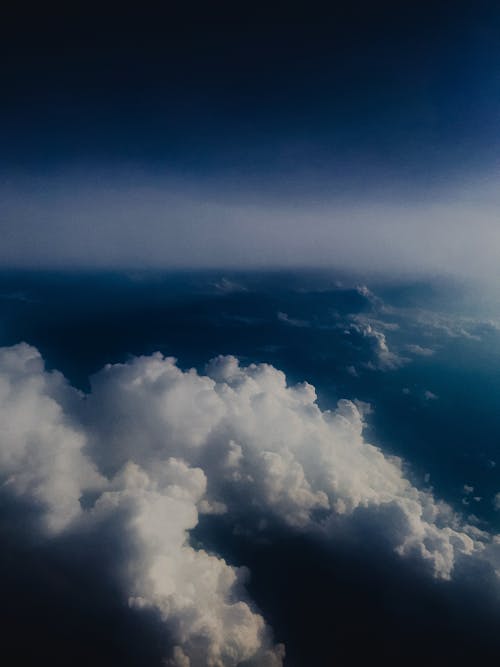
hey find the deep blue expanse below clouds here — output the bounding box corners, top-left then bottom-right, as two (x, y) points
(2, 270), (500, 665)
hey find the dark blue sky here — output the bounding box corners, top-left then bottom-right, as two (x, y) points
(3, 2), (500, 186)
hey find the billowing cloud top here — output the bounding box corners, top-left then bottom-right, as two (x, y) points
(0, 343), (498, 665)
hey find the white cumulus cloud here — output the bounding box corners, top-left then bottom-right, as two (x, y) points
(0, 344), (499, 664)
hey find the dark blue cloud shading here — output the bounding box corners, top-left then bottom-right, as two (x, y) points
(195, 513), (500, 667)
(0, 491), (170, 667)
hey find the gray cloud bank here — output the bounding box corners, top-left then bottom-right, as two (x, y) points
(3, 172), (500, 279)
(3, 343), (500, 665)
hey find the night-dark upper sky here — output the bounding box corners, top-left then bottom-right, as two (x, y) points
(3, 2), (500, 182)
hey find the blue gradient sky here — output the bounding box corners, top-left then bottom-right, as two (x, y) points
(2, 2), (500, 273)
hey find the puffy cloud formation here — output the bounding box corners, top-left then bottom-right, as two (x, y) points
(93, 461), (283, 667)
(0, 343), (102, 532)
(84, 352), (481, 578)
(0, 343), (497, 664)
(0, 344), (283, 667)
(345, 322), (407, 371)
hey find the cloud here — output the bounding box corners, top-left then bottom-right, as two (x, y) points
(212, 278), (248, 294)
(0, 343), (102, 532)
(1, 344), (499, 664)
(0, 346), (284, 666)
(345, 322), (407, 371)
(277, 312), (309, 327)
(349, 287), (498, 345)
(6, 171), (500, 281)
(404, 344), (435, 356)
(93, 461), (283, 667)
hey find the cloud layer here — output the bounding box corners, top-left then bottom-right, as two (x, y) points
(5, 172), (500, 281)
(0, 343), (498, 664)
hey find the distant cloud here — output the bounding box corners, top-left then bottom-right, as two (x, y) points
(346, 322), (408, 371)
(353, 288), (495, 345)
(212, 277), (248, 294)
(403, 309), (483, 341)
(277, 311), (309, 327)
(404, 344), (435, 356)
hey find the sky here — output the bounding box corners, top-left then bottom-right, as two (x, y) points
(4, 5), (500, 666)
(2, 2), (500, 275)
